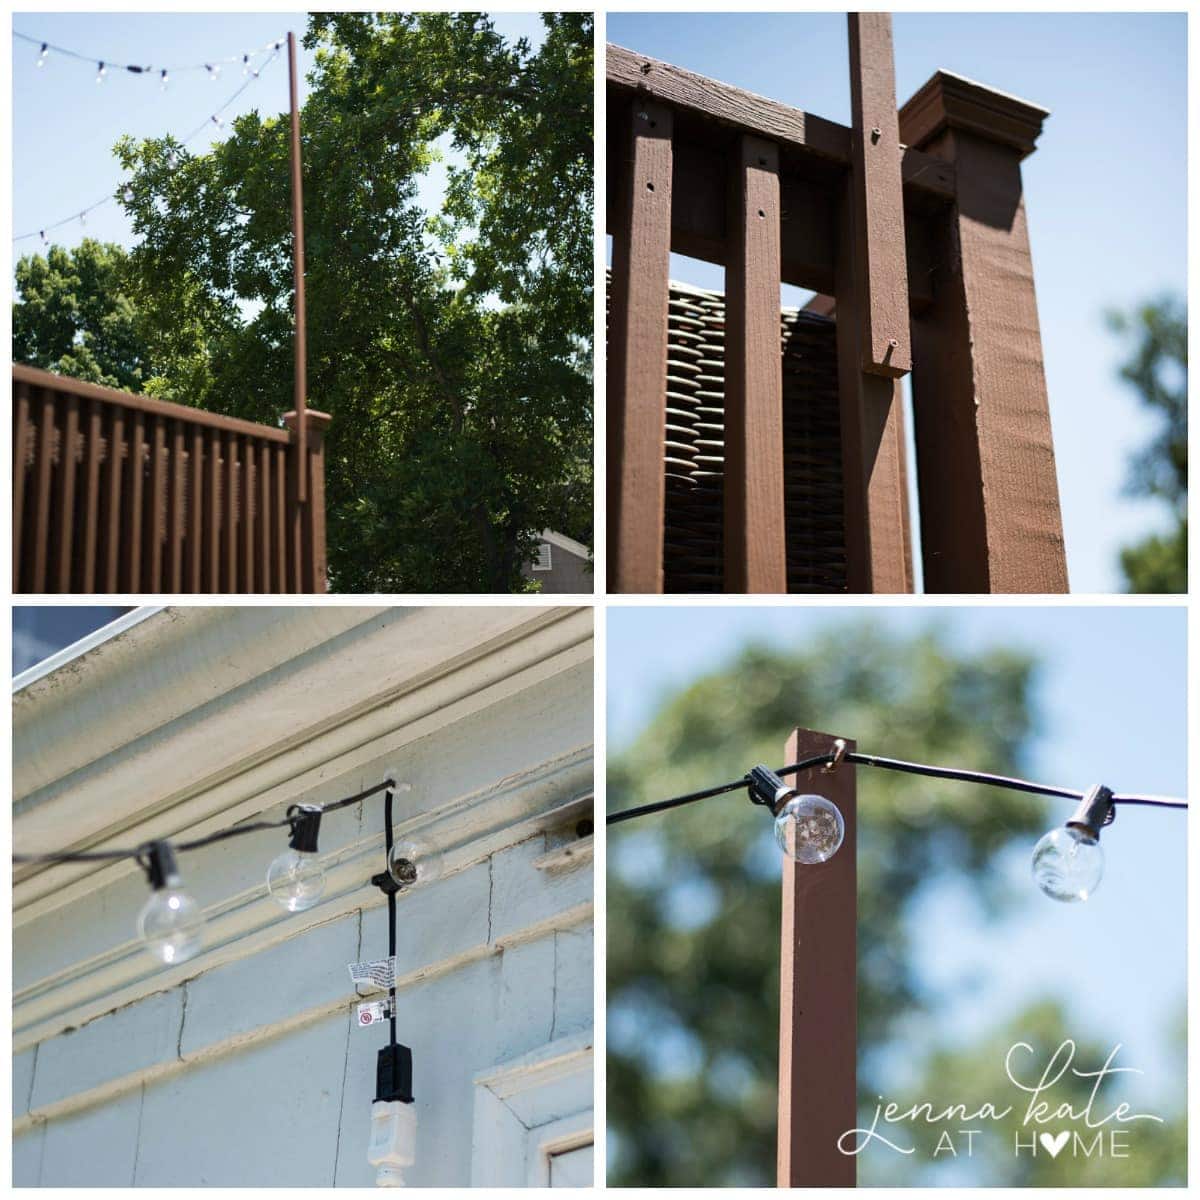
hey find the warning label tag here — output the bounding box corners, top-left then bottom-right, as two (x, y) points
(347, 957), (397, 990)
(357, 1000), (388, 1028)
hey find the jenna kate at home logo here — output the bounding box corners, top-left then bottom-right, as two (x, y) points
(839, 1041), (1163, 1160)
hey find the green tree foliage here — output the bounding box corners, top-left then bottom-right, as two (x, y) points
(13, 14), (592, 593)
(12, 240), (151, 391)
(607, 625), (1184, 1186)
(1107, 296), (1187, 593)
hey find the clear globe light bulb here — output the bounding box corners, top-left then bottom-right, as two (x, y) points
(138, 883), (204, 964)
(774, 793), (845, 864)
(37, 44), (48, 67)
(96, 62), (106, 84)
(387, 838), (444, 890)
(122, 186), (134, 203)
(266, 848), (327, 911)
(1031, 825), (1104, 902)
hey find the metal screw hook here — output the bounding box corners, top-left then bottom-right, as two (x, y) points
(822, 738), (848, 773)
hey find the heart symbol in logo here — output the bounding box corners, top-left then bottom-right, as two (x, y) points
(1040, 1131), (1070, 1159)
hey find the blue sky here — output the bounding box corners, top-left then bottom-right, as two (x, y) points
(11, 11), (548, 252)
(608, 604), (1187, 1118)
(607, 13), (1186, 594)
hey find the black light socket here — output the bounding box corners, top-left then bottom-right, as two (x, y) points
(143, 841), (179, 890)
(747, 765), (794, 815)
(287, 805), (323, 854)
(375, 1043), (414, 1103)
(1066, 784), (1115, 839)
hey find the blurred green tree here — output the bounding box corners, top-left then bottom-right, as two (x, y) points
(1107, 296), (1187, 593)
(607, 624), (1184, 1186)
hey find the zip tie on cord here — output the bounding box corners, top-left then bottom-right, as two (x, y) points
(606, 750), (1187, 826)
(12, 778), (396, 866)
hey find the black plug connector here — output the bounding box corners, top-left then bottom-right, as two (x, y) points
(375, 1043), (414, 1104)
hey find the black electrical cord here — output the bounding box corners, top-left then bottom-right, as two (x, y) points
(384, 784), (398, 1047)
(12, 778), (397, 866)
(606, 750), (1187, 826)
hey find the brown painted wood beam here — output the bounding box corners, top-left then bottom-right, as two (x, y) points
(724, 134), (788, 593)
(607, 100), (674, 593)
(848, 13), (911, 376)
(608, 42), (956, 201)
(900, 72), (1069, 593)
(778, 728), (857, 1187)
(835, 13), (914, 593)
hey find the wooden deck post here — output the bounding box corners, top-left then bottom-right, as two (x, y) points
(836, 13), (914, 593)
(899, 72), (1069, 593)
(607, 100), (674, 593)
(724, 134), (787, 593)
(284, 409), (332, 593)
(777, 727), (857, 1187)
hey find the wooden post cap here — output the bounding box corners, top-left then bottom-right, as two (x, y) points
(899, 70), (1049, 158)
(283, 409), (333, 434)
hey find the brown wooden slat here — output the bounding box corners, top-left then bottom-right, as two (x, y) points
(80, 400), (103, 591)
(13, 384), (31, 589)
(848, 13), (911, 376)
(777, 728), (856, 1187)
(274, 443), (288, 592)
(224, 433), (239, 593)
(31, 393), (56, 593)
(206, 428), (222, 591)
(187, 428), (204, 592)
(241, 440), (256, 593)
(145, 416), (167, 592)
(125, 411), (145, 591)
(723, 134), (787, 593)
(102, 408), (125, 593)
(167, 422), (185, 593)
(608, 100), (674, 593)
(257, 442), (272, 593)
(54, 393), (79, 592)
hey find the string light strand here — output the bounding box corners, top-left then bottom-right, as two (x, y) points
(606, 750), (1187, 826)
(13, 777), (393, 866)
(14, 30), (284, 77)
(13, 45), (283, 245)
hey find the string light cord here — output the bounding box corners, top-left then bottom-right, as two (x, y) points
(12, 777), (396, 867)
(14, 30), (283, 76)
(13, 44), (283, 244)
(606, 750), (1187, 826)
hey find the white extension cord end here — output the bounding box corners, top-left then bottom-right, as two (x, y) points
(369, 1099), (417, 1187)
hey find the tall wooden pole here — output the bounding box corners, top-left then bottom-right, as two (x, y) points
(287, 31), (308, 502)
(777, 727), (857, 1186)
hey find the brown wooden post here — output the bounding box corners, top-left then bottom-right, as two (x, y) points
(284, 409), (331, 592)
(724, 134), (787, 593)
(287, 31), (308, 503)
(778, 727), (856, 1187)
(836, 13), (913, 594)
(899, 72), (1068, 593)
(847, 13), (911, 377)
(607, 100), (673, 593)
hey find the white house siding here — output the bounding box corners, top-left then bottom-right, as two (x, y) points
(12, 606), (594, 1187)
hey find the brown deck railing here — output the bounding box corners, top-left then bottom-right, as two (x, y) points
(12, 364), (329, 594)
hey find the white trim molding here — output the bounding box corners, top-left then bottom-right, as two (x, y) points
(470, 1033), (594, 1187)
